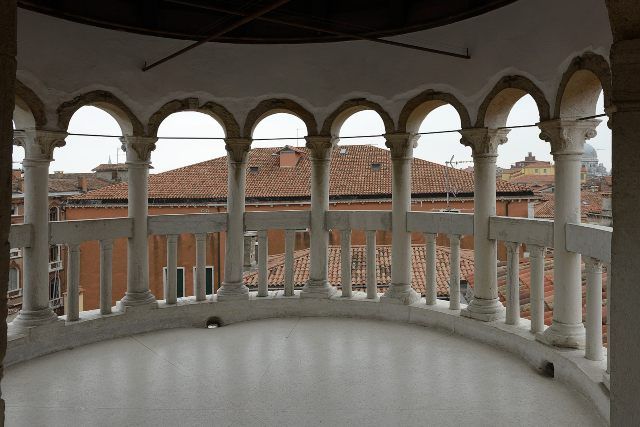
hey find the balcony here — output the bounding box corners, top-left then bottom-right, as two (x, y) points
(5, 210), (610, 425)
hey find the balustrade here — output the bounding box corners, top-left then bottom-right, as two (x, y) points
(6, 210), (612, 384)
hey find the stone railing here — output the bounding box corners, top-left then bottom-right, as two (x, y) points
(5, 211), (612, 422)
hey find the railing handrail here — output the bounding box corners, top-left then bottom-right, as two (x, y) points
(326, 210), (392, 231)
(9, 223), (32, 248)
(148, 212), (227, 235)
(245, 210), (310, 231)
(489, 216), (553, 247)
(49, 217), (134, 244)
(566, 222), (612, 263)
(407, 211), (473, 235)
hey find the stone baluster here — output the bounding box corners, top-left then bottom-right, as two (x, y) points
(449, 234), (461, 310)
(194, 233), (206, 301)
(302, 136), (335, 298)
(66, 243), (80, 321)
(528, 245), (546, 334)
(460, 128), (509, 321)
(257, 230), (268, 297)
(585, 257), (604, 361)
(341, 229), (352, 297)
(366, 230), (377, 300)
(381, 133), (420, 305)
(99, 239), (113, 315)
(505, 242), (521, 325)
(284, 229), (295, 296)
(424, 233), (437, 305)
(120, 136), (157, 307)
(13, 129), (67, 327)
(218, 138), (251, 301)
(165, 234), (178, 304)
(537, 119), (599, 348)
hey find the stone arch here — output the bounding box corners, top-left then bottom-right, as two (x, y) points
(147, 98), (240, 138)
(14, 80), (47, 129)
(476, 75), (551, 128)
(555, 52), (612, 119)
(398, 90), (472, 133)
(321, 98), (394, 137)
(243, 99), (317, 138)
(57, 90), (144, 136)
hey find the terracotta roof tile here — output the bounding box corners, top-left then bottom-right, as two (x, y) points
(72, 145), (531, 202)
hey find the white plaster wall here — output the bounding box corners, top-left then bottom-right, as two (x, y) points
(15, 0), (612, 130)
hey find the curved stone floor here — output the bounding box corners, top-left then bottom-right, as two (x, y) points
(4, 318), (604, 427)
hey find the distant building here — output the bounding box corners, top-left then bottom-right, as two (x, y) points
(92, 161), (128, 182)
(582, 143), (609, 178)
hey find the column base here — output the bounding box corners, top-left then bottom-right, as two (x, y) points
(300, 279), (336, 299)
(535, 320), (585, 349)
(216, 282), (249, 301)
(380, 284), (420, 305)
(460, 297), (505, 322)
(12, 308), (58, 328)
(119, 290), (157, 307)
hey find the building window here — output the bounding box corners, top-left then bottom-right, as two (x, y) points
(543, 169), (547, 173)
(49, 245), (63, 271)
(163, 267), (185, 298)
(49, 276), (62, 308)
(8, 268), (19, 294)
(535, 169), (539, 173)
(49, 207), (60, 222)
(193, 266), (214, 295)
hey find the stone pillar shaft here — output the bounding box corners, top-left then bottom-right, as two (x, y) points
(505, 242), (520, 326)
(194, 233), (206, 301)
(584, 257), (603, 361)
(99, 239), (113, 315)
(528, 245), (546, 334)
(449, 234), (461, 310)
(120, 136), (156, 307)
(537, 120), (599, 348)
(14, 130), (66, 326)
(424, 233), (437, 305)
(217, 138), (251, 300)
(381, 133), (419, 305)
(66, 243), (80, 321)
(302, 136), (335, 298)
(460, 128), (509, 321)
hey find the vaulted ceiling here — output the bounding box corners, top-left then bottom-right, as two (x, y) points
(17, 0), (517, 44)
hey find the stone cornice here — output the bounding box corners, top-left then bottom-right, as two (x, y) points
(121, 136), (157, 162)
(305, 136), (334, 161)
(459, 128), (509, 158)
(384, 132), (418, 160)
(224, 138), (252, 164)
(537, 119), (600, 156)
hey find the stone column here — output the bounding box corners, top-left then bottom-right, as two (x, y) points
(217, 138), (251, 301)
(537, 119), (599, 348)
(301, 136), (336, 298)
(528, 245), (546, 334)
(194, 233), (207, 301)
(13, 130), (67, 327)
(424, 233), (437, 305)
(505, 241), (520, 326)
(460, 128), (509, 321)
(584, 257), (603, 361)
(381, 133), (420, 305)
(120, 136), (157, 307)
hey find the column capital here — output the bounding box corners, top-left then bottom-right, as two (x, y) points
(16, 129), (68, 161)
(504, 241), (521, 252)
(537, 119), (600, 156)
(459, 128), (509, 158)
(224, 137), (252, 164)
(584, 256), (603, 272)
(528, 245), (546, 258)
(305, 135), (334, 161)
(384, 132), (418, 160)
(121, 136), (157, 163)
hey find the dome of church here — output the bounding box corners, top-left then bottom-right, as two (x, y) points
(583, 143), (598, 161)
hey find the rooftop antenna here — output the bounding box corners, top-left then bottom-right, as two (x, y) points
(444, 155), (455, 209)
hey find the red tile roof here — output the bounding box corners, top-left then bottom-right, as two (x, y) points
(71, 145), (532, 202)
(243, 244), (475, 297)
(92, 163), (127, 172)
(534, 191), (606, 219)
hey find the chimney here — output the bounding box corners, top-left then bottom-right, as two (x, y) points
(279, 146), (299, 168)
(78, 176), (88, 192)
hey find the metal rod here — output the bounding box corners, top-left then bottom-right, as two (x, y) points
(143, 0), (292, 71)
(165, 0), (470, 59)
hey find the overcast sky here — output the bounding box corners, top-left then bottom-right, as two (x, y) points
(13, 92), (610, 174)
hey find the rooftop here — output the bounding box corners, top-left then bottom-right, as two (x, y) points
(71, 145), (532, 203)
